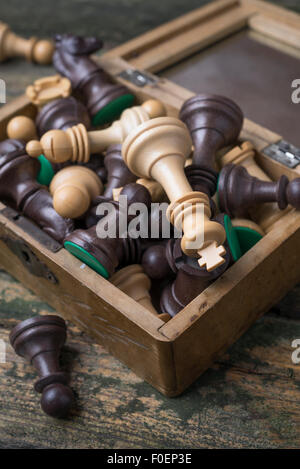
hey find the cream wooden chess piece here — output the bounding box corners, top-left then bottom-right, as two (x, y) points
(7, 115), (38, 142)
(26, 99), (166, 164)
(110, 265), (170, 322)
(50, 166), (103, 219)
(0, 22), (54, 64)
(219, 141), (291, 233)
(113, 178), (166, 203)
(122, 117), (227, 271)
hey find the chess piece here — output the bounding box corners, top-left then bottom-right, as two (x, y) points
(122, 116), (227, 271)
(113, 178), (166, 203)
(218, 141), (291, 232)
(0, 22), (54, 64)
(50, 166), (103, 219)
(53, 34), (135, 125)
(160, 235), (232, 317)
(218, 161), (299, 235)
(7, 115), (38, 142)
(36, 96), (91, 136)
(64, 183), (152, 277)
(26, 75), (72, 108)
(142, 241), (177, 281)
(10, 315), (74, 418)
(26, 99), (166, 164)
(180, 94), (243, 196)
(103, 144), (137, 199)
(110, 264), (170, 322)
(0, 139), (73, 243)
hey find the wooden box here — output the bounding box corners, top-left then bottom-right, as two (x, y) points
(0, 0), (300, 396)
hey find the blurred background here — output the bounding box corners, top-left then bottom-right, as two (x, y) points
(1, 0), (299, 51)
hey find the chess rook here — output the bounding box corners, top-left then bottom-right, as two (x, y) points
(122, 116), (227, 271)
(26, 99), (166, 164)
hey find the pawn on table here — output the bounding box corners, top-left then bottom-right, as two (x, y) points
(10, 315), (74, 418)
(26, 99), (166, 164)
(0, 21), (54, 64)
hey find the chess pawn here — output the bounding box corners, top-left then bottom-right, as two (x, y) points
(180, 94), (243, 196)
(26, 99), (166, 164)
(110, 264), (170, 322)
(122, 116), (227, 271)
(36, 96), (91, 137)
(49, 166), (103, 219)
(103, 144), (137, 199)
(53, 34), (135, 125)
(10, 315), (74, 418)
(64, 183), (152, 277)
(0, 139), (73, 243)
(218, 163), (300, 216)
(0, 22), (54, 64)
(219, 142), (291, 232)
(6, 115), (38, 142)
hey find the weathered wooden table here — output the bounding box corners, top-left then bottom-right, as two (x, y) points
(0, 0), (299, 449)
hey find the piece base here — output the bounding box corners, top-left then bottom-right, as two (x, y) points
(37, 154), (55, 186)
(92, 94), (135, 126)
(64, 241), (109, 279)
(224, 215), (242, 262)
(234, 226), (263, 255)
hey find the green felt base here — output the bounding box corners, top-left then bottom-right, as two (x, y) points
(64, 241), (109, 279)
(234, 226), (263, 255)
(37, 154), (54, 186)
(224, 215), (242, 262)
(92, 94), (135, 126)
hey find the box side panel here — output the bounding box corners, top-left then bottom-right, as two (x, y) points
(0, 212), (176, 395)
(160, 211), (300, 394)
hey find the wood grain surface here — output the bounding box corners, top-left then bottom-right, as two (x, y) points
(0, 0), (299, 449)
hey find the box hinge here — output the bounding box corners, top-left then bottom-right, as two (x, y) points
(263, 140), (300, 168)
(118, 68), (158, 87)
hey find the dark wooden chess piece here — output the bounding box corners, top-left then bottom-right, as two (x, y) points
(217, 163), (300, 219)
(160, 235), (232, 317)
(10, 315), (74, 418)
(64, 183), (152, 277)
(36, 96), (91, 136)
(180, 94), (243, 196)
(143, 214), (238, 316)
(103, 144), (137, 199)
(53, 34), (134, 125)
(0, 139), (73, 243)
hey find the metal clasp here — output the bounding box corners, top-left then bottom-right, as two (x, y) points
(118, 69), (158, 87)
(263, 140), (300, 168)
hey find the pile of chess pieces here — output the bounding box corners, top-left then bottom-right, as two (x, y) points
(3, 25), (300, 418)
